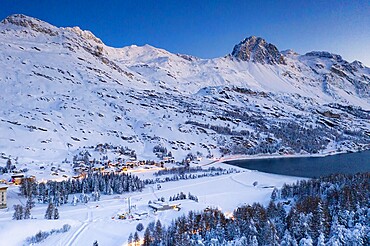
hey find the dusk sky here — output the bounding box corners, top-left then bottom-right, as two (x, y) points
(1, 0), (370, 65)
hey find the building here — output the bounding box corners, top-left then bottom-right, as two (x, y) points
(149, 201), (181, 212)
(0, 185), (8, 209)
(11, 174), (24, 185)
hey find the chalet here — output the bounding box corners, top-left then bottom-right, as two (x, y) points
(163, 156), (175, 163)
(0, 185), (8, 209)
(125, 161), (138, 167)
(93, 165), (105, 172)
(11, 174), (24, 185)
(149, 201), (181, 212)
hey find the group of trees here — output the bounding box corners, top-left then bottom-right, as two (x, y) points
(168, 192), (199, 203)
(146, 167), (238, 185)
(20, 171), (145, 206)
(44, 203), (59, 220)
(25, 224), (71, 245)
(13, 189), (35, 220)
(0, 158), (17, 173)
(133, 172), (370, 245)
(154, 166), (237, 177)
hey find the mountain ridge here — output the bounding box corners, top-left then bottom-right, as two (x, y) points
(0, 14), (369, 165)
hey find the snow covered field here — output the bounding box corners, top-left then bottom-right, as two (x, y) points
(0, 162), (301, 246)
(0, 14), (368, 245)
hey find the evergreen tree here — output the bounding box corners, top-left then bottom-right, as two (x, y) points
(299, 234), (313, 246)
(136, 223), (144, 232)
(128, 233), (133, 246)
(72, 195), (78, 206)
(26, 196), (35, 210)
(45, 203), (54, 220)
(143, 227), (152, 246)
(317, 232), (325, 246)
(153, 220), (163, 244)
(54, 207), (59, 220)
(24, 206), (31, 219)
(6, 159), (12, 172)
(12, 204), (23, 220)
(251, 235), (258, 246)
(134, 231), (140, 246)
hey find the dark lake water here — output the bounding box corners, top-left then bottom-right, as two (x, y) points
(225, 150), (370, 178)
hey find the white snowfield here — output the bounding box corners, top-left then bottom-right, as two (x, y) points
(0, 163), (301, 246)
(0, 14), (369, 167)
(0, 14), (368, 245)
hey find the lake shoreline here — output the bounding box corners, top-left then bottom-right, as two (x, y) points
(217, 148), (370, 178)
(217, 147), (369, 164)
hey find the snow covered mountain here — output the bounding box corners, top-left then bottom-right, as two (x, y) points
(0, 14), (369, 164)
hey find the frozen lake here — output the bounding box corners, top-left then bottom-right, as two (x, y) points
(226, 150), (370, 178)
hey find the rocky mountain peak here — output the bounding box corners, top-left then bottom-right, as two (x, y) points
(64, 26), (103, 44)
(1, 14), (59, 36)
(231, 36), (285, 65)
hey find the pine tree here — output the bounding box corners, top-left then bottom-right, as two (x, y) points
(128, 233), (133, 246)
(45, 203), (54, 220)
(281, 230), (298, 246)
(299, 234), (313, 246)
(72, 195), (78, 206)
(54, 207), (59, 219)
(12, 204), (23, 220)
(317, 232), (325, 246)
(26, 196), (35, 210)
(6, 159), (12, 172)
(153, 220), (163, 244)
(136, 223), (144, 232)
(24, 206), (31, 219)
(143, 227), (152, 246)
(134, 231), (140, 246)
(251, 235), (258, 246)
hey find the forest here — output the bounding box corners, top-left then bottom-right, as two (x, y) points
(134, 172), (370, 245)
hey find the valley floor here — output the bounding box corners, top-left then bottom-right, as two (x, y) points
(0, 162), (301, 246)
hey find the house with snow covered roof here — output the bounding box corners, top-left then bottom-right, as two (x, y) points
(0, 184), (8, 209)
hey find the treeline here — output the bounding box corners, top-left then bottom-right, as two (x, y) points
(168, 192), (199, 203)
(137, 172), (370, 245)
(20, 172), (144, 206)
(154, 166), (237, 176)
(146, 167), (239, 185)
(25, 224), (71, 245)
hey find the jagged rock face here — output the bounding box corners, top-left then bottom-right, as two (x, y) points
(231, 36), (285, 65)
(305, 51), (343, 61)
(1, 14), (58, 36)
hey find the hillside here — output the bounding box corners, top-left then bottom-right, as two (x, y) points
(0, 14), (369, 166)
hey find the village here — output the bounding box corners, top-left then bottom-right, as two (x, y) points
(0, 143), (208, 225)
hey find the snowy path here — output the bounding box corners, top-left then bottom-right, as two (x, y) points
(229, 172), (252, 188)
(64, 206), (92, 246)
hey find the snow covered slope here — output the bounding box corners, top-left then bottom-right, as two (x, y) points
(0, 14), (369, 165)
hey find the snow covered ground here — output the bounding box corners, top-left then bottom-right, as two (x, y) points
(0, 14), (369, 166)
(0, 162), (301, 246)
(0, 14), (368, 245)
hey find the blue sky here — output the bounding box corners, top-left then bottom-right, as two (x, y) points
(1, 0), (370, 65)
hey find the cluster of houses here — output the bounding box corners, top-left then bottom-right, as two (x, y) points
(116, 197), (181, 221)
(72, 157), (174, 176)
(0, 173), (37, 209)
